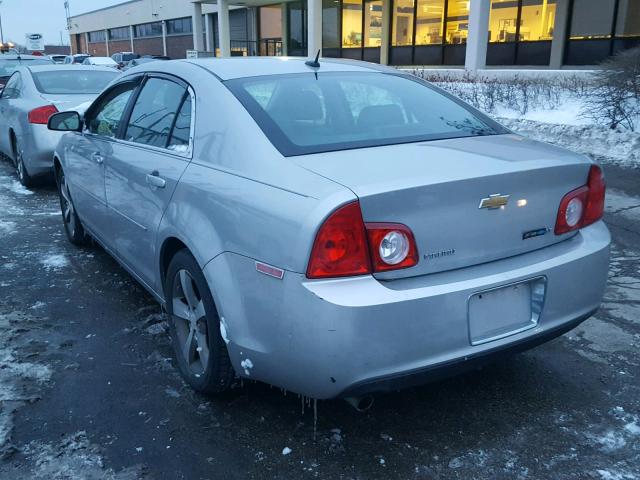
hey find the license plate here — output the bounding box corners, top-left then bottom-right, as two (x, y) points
(468, 278), (545, 345)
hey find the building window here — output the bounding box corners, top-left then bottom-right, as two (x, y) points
(415, 0), (445, 45)
(88, 30), (106, 43)
(167, 17), (193, 35)
(615, 0), (640, 37)
(488, 0), (519, 42)
(134, 21), (163, 38)
(343, 0), (363, 47)
(519, 0), (555, 41)
(288, 1), (307, 53)
(569, 0), (616, 39)
(392, 0), (414, 46)
(445, 0), (469, 44)
(109, 27), (130, 40)
(322, 0), (341, 48)
(364, 0), (383, 47)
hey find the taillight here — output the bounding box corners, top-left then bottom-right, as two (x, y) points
(306, 202), (419, 279)
(306, 201), (371, 279)
(366, 223), (419, 272)
(28, 105), (58, 124)
(555, 165), (605, 235)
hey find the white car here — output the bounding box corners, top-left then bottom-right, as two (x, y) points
(82, 57), (119, 69)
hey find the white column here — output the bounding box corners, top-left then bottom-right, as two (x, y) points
(205, 13), (215, 52)
(465, 0), (490, 71)
(379, 0), (391, 65)
(162, 20), (168, 56)
(281, 3), (289, 56)
(130, 25), (135, 52)
(549, 0), (570, 69)
(217, 0), (231, 57)
(192, 1), (204, 51)
(307, 0), (322, 58)
(105, 29), (110, 56)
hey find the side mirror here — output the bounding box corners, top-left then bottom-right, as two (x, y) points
(48, 111), (82, 132)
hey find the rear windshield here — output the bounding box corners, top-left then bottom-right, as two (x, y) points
(0, 59), (53, 77)
(33, 70), (119, 94)
(226, 72), (506, 156)
(73, 55), (90, 63)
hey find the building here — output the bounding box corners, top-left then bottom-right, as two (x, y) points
(68, 0), (640, 69)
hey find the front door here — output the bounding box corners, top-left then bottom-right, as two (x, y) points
(105, 75), (193, 291)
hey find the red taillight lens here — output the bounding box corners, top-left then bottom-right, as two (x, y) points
(366, 223), (419, 272)
(306, 201), (371, 279)
(555, 165), (605, 235)
(28, 105), (58, 124)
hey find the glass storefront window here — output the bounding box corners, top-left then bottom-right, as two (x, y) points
(488, 0), (518, 42)
(415, 0), (445, 45)
(520, 0), (556, 41)
(364, 0), (383, 47)
(343, 0), (363, 47)
(446, 0), (469, 44)
(323, 0), (341, 48)
(615, 0), (640, 37)
(392, 0), (415, 46)
(569, 0), (616, 39)
(288, 1), (307, 54)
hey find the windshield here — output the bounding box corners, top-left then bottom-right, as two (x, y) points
(33, 70), (119, 94)
(0, 59), (53, 77)
(92, 58), (116, 65)
(226, 72), (506, 156)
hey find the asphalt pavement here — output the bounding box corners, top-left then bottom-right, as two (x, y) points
(0, 156), (638, 480)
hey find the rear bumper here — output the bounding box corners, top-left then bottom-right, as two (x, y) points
(21, 126), (62, 177)
(203, 221), (610, 399)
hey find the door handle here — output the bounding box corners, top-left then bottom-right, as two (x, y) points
(146, 170), (166, 189)
(92, 152), (104, 164)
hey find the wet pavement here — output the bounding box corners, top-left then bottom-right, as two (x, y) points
(0, 156), (638, 480)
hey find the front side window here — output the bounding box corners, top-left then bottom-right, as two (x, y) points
(32, 70), (119, 95)
(227, 72), (505, 156)
(87, 83), (137, 138)
(124, 78), (187, 149)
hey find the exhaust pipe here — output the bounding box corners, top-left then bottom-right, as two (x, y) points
(344, 395), (374, 412)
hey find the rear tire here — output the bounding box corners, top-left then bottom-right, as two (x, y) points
(165, 249), (234, 394)
(57, 167), (88, 246)
(15, 141), (35, 188)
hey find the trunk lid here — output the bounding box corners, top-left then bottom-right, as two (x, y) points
(295, 134), (592, 279)
(41, 94), (96, 113)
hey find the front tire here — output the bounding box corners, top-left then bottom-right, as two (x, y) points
(57, 168), (88, 246)
(165, 250), (234, 394)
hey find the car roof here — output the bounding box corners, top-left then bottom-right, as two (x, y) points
(183, 57), (397, 81)
(27, 64), (119, 73)
(0, 54), (51, 61)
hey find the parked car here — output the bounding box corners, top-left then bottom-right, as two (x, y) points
(47, 58), (610, 403)
(0, 54), (54, 90)
(82, 56), (119, 69)
(0, 65), (119, 186)
(63, 54), (91, 65)
(48, 54), (67, 64)
(112, 52), (139, 69)
(122, 56), (170, 71)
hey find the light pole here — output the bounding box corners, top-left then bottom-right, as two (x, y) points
(0, 0), (4, 44)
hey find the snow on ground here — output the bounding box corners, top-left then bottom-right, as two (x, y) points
(40, 254), (69, 271)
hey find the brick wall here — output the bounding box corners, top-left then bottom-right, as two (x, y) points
(132, 37), (164, 56)
(76, 34), (87, 54)
(87, 41), (107, 56)
(166, 35), (193, 59)
(109, 40), (132, 56)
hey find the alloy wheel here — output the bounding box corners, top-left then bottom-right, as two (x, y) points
(59, 173), (77, 237)
(171, 269), (210, 376)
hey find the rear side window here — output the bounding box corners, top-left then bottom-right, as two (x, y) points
(226, 72), (506, 156)
(124, 77), (187, 149)
(168, 95), (192, 152)
(2, 73), (22, 99)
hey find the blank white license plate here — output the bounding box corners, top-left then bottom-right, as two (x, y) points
(468, 281), (537, 345)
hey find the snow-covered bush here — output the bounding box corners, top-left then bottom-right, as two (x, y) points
(582, 47), (640, 131)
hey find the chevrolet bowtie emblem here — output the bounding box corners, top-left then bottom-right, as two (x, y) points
(479, 194), (510, 210)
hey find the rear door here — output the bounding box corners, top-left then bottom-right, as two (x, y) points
(105, 74), (193, 290)
(0, 72), (21, 156)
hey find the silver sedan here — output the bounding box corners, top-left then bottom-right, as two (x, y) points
(0, 65), (119, 186)
(47, 58), (610, 402)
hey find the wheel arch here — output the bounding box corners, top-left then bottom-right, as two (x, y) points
(159, 236), (190, 292)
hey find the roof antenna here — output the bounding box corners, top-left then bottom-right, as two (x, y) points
(305, 50), (321, 69)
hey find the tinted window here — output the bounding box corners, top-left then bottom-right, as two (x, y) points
(87, 83), (137, 137)
(0, 59), (53, 77)
(168, 96), (192, 152)
(226, 72), (504, 156)
(124, 78), (186, 148)
(32, 70), (118, 94)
